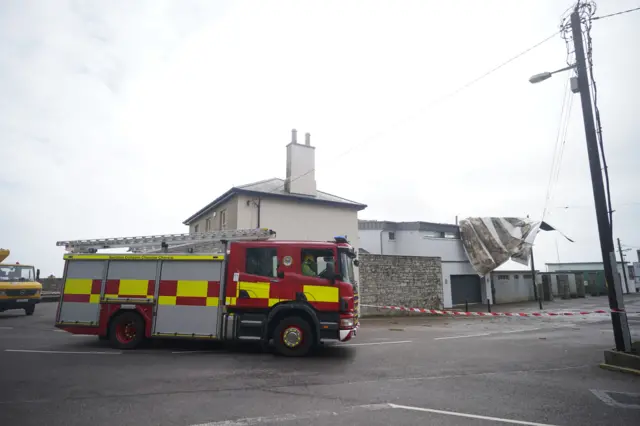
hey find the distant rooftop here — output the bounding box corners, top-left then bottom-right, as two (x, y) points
(184, 178), (367, 225)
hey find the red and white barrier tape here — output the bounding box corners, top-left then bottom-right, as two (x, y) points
(360, 304), (637, 317)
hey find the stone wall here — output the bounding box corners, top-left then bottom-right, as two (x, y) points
(38, 277), (63, 291)
(358, 253), (442, 316)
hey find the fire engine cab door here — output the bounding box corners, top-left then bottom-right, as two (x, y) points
(153, 260), (223, 337)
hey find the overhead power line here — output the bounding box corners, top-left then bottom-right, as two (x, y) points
(273, 30), (561, 195)
(593, 5), (640, 20)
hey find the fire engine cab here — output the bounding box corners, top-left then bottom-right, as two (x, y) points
(54, 228), (359, 357)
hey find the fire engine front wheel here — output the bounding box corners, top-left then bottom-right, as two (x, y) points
(273, 316), (313, 357)
(109, 312), (145, 350)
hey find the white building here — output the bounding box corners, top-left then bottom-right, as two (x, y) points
(183, 130), (367, 248)
(358, 220), (492, 308)
(490, 270), (538, 304)
(547, 261), (639, 294)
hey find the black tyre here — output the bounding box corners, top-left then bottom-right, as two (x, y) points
(24, 305), (35, 316)
(109, 312), (145, 350)
(273, 316), (313, 357)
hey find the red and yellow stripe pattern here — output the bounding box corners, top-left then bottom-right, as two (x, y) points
(104, 279), (155, 300)
(62, 279), (102, 304)
(158, 280), (221, 306)
(225, 281), (340, 310)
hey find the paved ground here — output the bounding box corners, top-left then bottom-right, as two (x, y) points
(1, 296), (639, 426)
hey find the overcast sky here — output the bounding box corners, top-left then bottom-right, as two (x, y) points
(1, 0), (639, 277)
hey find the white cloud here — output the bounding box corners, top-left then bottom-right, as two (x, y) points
(1, 0), (639, 276)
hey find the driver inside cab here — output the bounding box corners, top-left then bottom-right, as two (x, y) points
(302, 254), (317, 276)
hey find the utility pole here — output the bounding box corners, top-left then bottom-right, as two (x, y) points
(570, 10), (632, 352)
(530, 247), (543, 310)
(617, 238), (630, 294)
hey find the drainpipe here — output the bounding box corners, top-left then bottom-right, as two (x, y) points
(257, 197), (261, 228)
(379, 230), (384, 255)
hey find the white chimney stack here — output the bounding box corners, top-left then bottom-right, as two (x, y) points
(285, 129), (317, 197)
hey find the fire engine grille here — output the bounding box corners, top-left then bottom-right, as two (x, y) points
(5, 289), (38, 297)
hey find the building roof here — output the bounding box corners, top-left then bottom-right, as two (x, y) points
(358, 219), (459, 234)
(545, 262), (624, 265)
(183, 178), (367, 225)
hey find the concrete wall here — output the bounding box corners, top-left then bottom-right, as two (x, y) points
(360, 229), (467, 261)
(259, 198), (359, 250)
(358, 253), (442, 316)
(189, 196), (239, 233)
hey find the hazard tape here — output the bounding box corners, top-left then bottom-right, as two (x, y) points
(360, 304), (637, 317)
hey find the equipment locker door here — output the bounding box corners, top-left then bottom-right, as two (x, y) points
(57, 260), (105, 325)
(153, 260), (223, 337)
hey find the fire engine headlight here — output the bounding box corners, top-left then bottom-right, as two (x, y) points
(340, 318), (354, 328)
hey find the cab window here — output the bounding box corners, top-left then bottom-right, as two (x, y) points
(245, 247), (277, 278)
(301, 249), (335, 280)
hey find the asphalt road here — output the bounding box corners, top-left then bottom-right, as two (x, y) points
(1, 298), (639, 426)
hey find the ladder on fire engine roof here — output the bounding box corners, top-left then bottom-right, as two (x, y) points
(56, 228), (276, 254)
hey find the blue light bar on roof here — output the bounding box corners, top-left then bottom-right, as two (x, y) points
(334, 236), (349, 244)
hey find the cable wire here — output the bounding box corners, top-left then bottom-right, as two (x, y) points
(593, 5), (640, 20)
(269, 30), (561, 196)
(541, 78), (571, 220)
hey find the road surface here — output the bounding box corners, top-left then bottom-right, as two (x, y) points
(1, 297), (639, 426)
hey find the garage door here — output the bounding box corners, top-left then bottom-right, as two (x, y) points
(451, 275), (482, 305)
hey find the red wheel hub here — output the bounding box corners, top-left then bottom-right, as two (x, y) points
(282, 325), (303, 348)
(115, 321), (136, 344)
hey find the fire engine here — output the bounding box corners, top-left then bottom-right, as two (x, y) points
(54, 228), (359, 357)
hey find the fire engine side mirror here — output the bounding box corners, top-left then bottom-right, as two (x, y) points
(36, 269), (40, 280)
(353, 259), (360, 267)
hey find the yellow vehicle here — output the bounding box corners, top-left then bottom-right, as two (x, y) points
(0, 249), (42, 316)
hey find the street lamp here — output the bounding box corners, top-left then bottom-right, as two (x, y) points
(528, 64), (576, 84)
(527, 10), (632, 353)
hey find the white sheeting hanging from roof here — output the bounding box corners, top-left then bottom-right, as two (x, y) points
(458, 217), (546, 277)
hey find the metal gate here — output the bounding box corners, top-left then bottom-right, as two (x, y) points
(451, 274), (482, 305)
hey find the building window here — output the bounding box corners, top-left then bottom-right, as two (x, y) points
(423, 231), (442, 238)
(388, 231), (395, 241)
(205, 217), (211, 232)
(194, 224), (199, 233)
(301, 248), (335, 280)
(444, 232), (457, 239)
(514, 274), (519, 279)
(245, 247), (277, 277)
(220, 209), (227, 230)
(497, 275), (509, 280)
(523, 274), (532, 279)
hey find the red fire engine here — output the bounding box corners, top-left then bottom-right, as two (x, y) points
(54, 228), (359, 357)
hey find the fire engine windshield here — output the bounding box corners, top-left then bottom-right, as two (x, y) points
(0, 265), (35, 282)
(339, 249), (356, 285)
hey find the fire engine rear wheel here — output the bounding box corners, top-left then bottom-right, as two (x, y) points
(273, 316), (313, 357)
(24, 305), (35, 316)
(109, 312), (144, 350)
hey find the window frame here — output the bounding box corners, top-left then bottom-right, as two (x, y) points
(220, 209), (227, 230)
(244, 247), (278, 278)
